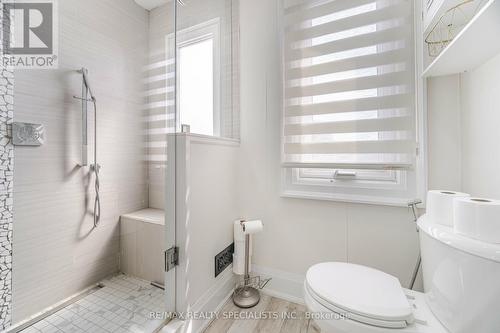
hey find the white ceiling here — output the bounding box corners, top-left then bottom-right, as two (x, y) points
(134, 0), (168, 11)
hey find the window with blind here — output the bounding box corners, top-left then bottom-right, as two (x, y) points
(281, 0), (419, 205)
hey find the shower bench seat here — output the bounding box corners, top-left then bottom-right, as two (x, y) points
(120, 208), (165, 286)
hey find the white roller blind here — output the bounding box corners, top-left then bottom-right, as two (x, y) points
(282, 0), (416, 170)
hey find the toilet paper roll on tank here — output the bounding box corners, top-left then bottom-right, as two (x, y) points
(233, 220), (264, 275)
(454, 197), (500, 244)
(426, 190), (470, 226)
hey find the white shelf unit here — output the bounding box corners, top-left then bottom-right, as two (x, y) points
(423, 0), (500, 77)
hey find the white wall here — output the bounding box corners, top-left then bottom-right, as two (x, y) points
(238, 0), (422, 297)
(427, 75), (462, 191)
(426, 52), (500, 199)
(460, 52), (500, 198)
(173, 135), (239, 332)
(12, 0), (148, 322)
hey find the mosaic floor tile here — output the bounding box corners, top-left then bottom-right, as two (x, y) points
(21, 275), (165, 333)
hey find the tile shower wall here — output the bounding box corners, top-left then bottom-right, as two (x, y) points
(11, 0), (149, 324)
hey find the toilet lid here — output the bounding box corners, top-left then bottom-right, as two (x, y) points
(306, 263), (414, 326)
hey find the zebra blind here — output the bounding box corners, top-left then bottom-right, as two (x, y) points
(282, 0), (416, 170)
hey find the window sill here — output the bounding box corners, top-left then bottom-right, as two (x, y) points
(281, 189), (413, 207)
(171, 133), (240, 147)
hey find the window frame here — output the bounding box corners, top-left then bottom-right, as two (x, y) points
(298, 168), (398, 183)
(282, 167), (415, 206)
(167, 18), (221, 137)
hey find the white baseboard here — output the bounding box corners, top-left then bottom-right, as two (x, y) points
(161, 265), (305, 333)
(167, 268), (236, 333)
(252, 265), (305, 305)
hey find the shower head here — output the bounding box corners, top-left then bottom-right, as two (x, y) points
(77, 68), (96, 102)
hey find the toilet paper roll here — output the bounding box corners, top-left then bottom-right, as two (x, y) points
(234, 240), (245, 260)
(242, 220), (263, 235)
(233, 220), (261, 275)
(232, 253), (244, 275)
(232, 252), (252, 275)
(426, 190), (470, 226)
(233, 240), (245, 275)
(234, 235), (252, 264)
(454, 197), (500, 243)
(234, 219), (245, 242)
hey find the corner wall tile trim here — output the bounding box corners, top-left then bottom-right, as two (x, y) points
(0, 0), (14, 329)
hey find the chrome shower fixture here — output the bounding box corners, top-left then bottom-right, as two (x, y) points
(73, 68), (101, 228)
(77, 68), (96, 102)
(73, 68), (93, 167)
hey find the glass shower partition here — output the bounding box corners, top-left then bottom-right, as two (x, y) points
(170, 0), (240, 330)
(146, 0), (178, 320)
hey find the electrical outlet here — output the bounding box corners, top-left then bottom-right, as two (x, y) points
(215, 243), (234, 277)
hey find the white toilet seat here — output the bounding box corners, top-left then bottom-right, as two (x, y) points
(304, 262), (448, 333)
(305, 282), (409, 329)
(306, 262), (413, 328)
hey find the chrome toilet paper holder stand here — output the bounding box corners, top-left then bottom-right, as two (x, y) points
(233, 220), (271, 308)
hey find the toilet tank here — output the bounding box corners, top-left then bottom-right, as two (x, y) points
(418, 216), (500, 333)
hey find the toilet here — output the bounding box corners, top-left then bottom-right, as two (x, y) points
(304, 215), (500, 333)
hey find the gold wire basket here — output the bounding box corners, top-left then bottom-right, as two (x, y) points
(425, 0), (486, 57)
